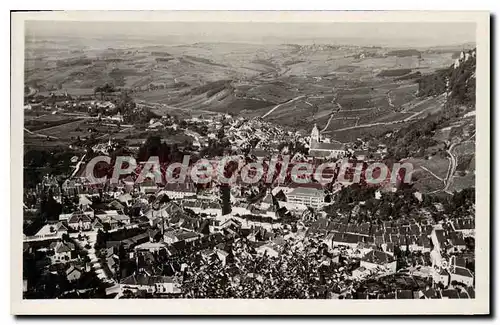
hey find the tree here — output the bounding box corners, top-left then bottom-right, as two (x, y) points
(94, 229), (107, 250)
(102, 223), (111, 232)
(62, 233), (70, 242)
(217, 127), (225, 140)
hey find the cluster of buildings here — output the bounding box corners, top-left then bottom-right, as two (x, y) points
(23, 96), (475, 299)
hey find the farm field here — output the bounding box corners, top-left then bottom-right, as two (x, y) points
(33, 120), (88, 139)
(24, 133), (69, 149)
(454, 141), (475, 156)
(327, 121), (415, 143)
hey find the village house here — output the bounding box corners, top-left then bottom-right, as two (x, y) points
(82, 205), (95, 219)
(120, 232), (151, 251)
(119, 274), (182, 295)
(96, 210), (130, 229)
(164, 181), (197, 200)
(117, 193), (133, 206)
(448, 257), (474, 287)
(66, 265), (83, 282)
(182, 200), (222, 217)
(91, 218), (104, 231)
(30, 222), (68, 241)
(419, 287), (443, 299)
(433, 267), (450, 287)
(351, 266), (371, 280)
(180, 217), (211, 236)
(446, 231), (467, 253)
(108, 199), (126, 212)
(360, 250), (397, 275)
(163, 229), (200, 244)
(215, 247), (231, 266)
(255, 242), (280, 257)
(61, 179), (83, 196)
(78, 194), (93, 208)
(451, 218), (475, 237)
(49, 241), (75, 264)
(329, 232), (360, 249)
(67, 213), (92, 231)
(138, 178), (160, 194)
(134, 242), (168, 253)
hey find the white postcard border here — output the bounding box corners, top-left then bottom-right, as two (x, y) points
(10, 10), (490, 315)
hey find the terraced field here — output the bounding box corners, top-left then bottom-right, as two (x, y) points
(25, 38), (462, 142)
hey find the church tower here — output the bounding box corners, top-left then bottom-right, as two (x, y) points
(310, 123), (320, 148)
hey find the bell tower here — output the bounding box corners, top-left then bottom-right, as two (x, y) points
(310, 123), (320, 147)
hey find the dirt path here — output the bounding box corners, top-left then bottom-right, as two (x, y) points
(320, 103), (342, 132)
(28, 119), (84, 134)
(23, 127), (59, 140)
(420, 166), (445, 183)
(261, 95), (305, 119)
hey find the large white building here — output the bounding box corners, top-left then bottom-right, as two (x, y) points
(285, 187), (325, 208)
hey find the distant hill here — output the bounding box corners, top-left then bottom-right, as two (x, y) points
(387, 49), (421, 57)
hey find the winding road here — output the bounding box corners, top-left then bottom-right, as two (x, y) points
(443, 143), (458, 193)
(442, 130), (476, 193)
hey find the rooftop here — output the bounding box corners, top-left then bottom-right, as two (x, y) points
(362, 250), (394, 265)
(310, 142), (345, 151)
(120, 274), (179, 286)
(288, 187), (325, 197)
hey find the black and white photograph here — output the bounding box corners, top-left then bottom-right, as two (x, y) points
(10, 11), (490, 315)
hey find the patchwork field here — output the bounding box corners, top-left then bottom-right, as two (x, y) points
(25, 37), (469, 146)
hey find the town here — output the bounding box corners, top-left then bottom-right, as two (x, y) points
(23, 79), (475, 300)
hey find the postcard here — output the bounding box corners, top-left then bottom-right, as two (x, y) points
(11, 10), (490, 315)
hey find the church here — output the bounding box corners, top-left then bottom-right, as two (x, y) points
(308, 124), (346, 159)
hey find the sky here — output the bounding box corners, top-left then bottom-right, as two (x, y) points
(25, 21), (476, 48)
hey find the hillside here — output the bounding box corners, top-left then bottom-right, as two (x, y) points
(418, 48), (476, 107)
(381, 49), (477, 193)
